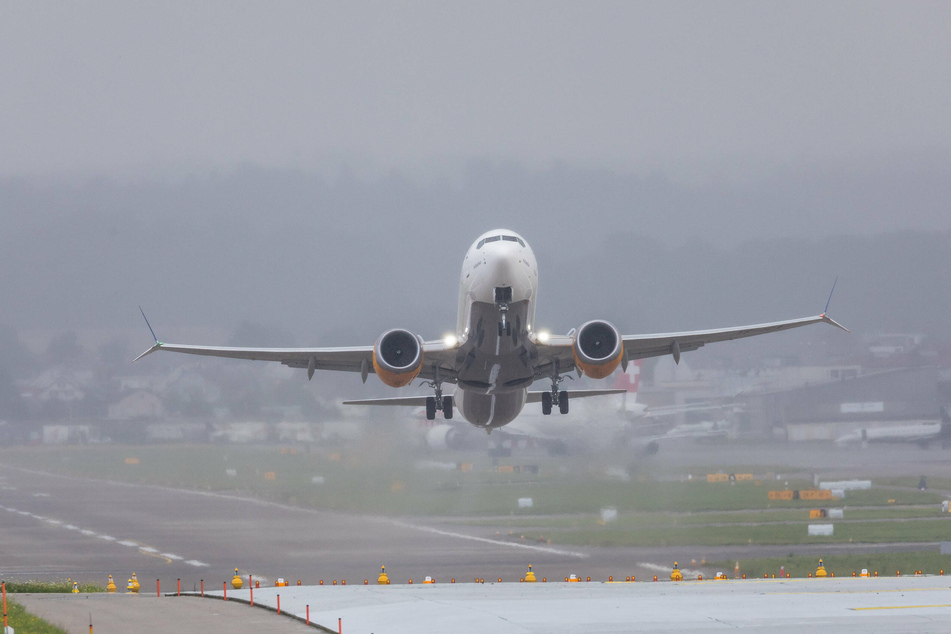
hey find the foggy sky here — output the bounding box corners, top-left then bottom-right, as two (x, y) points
(2, 2), (949, 181)
(2, 3), (951, 348)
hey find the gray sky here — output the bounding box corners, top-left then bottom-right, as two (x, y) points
(2, 1), (950, 180)
(2, 2), (950, 347)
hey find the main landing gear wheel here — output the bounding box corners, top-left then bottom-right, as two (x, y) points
(425, 396), (437, 420)
(442, 395), (453, 419)
(541, 391), (552, 415)
(559, 391), (569, 414)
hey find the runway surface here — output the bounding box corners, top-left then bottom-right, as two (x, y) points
(205, 576), (951, 633)
(0, 461), (944, 591)
(0, 463), (618, 588)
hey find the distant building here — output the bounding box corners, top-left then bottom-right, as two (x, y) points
(108, 390), (164, 421)
(740, 366), (945, 441)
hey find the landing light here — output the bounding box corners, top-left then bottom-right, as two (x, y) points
(443, 334), (458, 347)
(537, 331), (550, 344)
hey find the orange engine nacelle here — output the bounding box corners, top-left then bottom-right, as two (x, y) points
(373, 329), (424, 388)
(572, 320), (623, 379)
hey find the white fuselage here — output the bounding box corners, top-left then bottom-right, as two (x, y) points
(456, 230), (538, 335)
(452, 229), (539, 428)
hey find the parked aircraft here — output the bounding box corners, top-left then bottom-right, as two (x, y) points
(136, 229), (846, 432)
(835, 407), (951, 448)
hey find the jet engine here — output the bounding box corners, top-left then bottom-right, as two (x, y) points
(373, 329), (423, 388)
(572, 320), (623, 379)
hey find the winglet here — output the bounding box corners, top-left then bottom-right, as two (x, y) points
(132, 343), (162, 363)
(818, 277), (849, 332)
(820, 313), (850, 333)
(132, 306), (163, 362)
(824, 276), (838, 315)
(139, 305), (158, 343)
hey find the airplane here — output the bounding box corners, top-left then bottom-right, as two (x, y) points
(424, 363), (648, 454)
(135, 229), (847, 432)
(835, 406), (951, 448)
(421, 361), (738, 455)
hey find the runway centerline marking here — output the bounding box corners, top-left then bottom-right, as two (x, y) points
(1, 463), (591, 559)
(384, 519), (587, 558)
(2, 480), (207, 568)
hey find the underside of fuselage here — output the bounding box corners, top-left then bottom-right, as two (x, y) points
(455, 388), (527, 429)
(454, 299), (536, 428)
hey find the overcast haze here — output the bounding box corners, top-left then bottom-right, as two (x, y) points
(3, 2), (950, 179)
(2, 2), (950, 348)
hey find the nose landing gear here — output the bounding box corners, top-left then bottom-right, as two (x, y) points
(495, 286), (513, 337)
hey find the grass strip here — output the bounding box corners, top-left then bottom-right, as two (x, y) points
(708, 552), (951, 579)
(3, 581), (102, 593)
(3, 599), (70, 634)
(526, 516), (951, 547)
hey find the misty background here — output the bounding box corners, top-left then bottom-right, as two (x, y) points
(2, 2), (950, 422)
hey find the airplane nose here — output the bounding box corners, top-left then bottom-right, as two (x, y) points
(485, 251), (517, 284)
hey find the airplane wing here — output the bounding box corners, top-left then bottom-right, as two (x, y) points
(342, 395), (430, 407)
(343, 388), (627, 408)
(620, 314), (848, 362)
(524, 389), (626, 403)
(133, 339), (459, 382)
(533, 313), (848, 376)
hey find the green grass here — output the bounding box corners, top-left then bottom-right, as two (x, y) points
(2, 580), (102, 593)
(459, 506), (948, 530)
(2, 445), (943, 517)
(522, 515), (951, 547)
(2, 445), (948, 553)
(3, 599), (69, 634)
(874, 476), (951, 490)
(708, 552), (951, 579)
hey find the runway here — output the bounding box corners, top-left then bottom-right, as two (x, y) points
(202, 575), (951, 633)
(0, 462), (944, 591)
(0, 464), (613, 588)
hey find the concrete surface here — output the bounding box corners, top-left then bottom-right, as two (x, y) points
(205, 575), (951, 633)
(12, 593), (317, 634)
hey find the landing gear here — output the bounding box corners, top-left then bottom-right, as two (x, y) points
(424, 366), (452, 420)
(542, 360), (569, 415)
(443, 395), (453, 420)
(541, 389), (568, 415)
(495, 286), (512, 338)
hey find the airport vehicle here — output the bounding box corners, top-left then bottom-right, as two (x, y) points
(135, 229), (846, 431)
(835, 406), (951, 448)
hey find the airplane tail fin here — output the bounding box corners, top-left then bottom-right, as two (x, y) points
(613, 360), (642, 394)
(615, 360), (643, 413)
